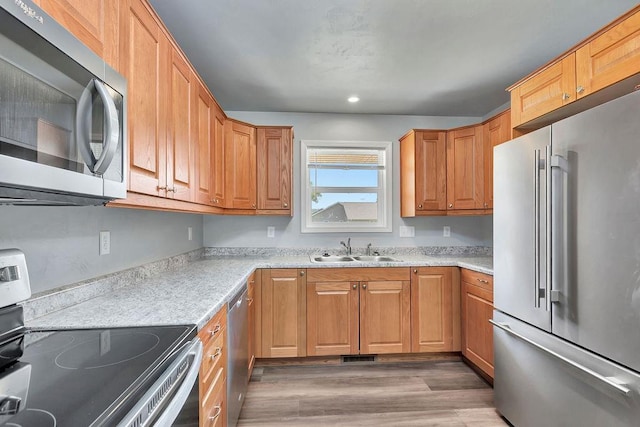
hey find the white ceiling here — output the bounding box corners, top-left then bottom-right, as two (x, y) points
(149, 0), (639, 116)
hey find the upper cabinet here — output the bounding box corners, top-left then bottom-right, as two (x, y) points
(575, 9), (640, 99)
(257, 127), (293, 215)
(121, 0), (169, 198)
(400, 130), (447, 216)
(509, 6), (640, 131)
(33, 0), (120, 69)
(224, 120), (257, 210)
(510, 55), (576, 128)
(194, 81), (214, 205)
(211, 104), (226, 208)
(482, 111), (511, 210)
(446, 125), (484, 211)
(399, 112), (509, 217)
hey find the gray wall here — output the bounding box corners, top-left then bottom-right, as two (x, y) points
(0, 206), (203, 294)
(203, 111), (493, 250)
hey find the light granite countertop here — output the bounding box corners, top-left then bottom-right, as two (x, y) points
(26, 254), (492, 332)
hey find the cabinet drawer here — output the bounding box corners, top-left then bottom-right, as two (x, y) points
(198, 307), (227, 349)
(202, 379), (226, 427)
(200, 328), (226, 395)
(460, 269), (493, 296)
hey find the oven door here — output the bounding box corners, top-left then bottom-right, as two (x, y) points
(0, 1), (125, 203)
(116, 338), (203, 427)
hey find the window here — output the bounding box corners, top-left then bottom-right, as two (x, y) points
(301, 140), (392, 233)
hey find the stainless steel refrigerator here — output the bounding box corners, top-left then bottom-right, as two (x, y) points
(493, 89), (640, 426)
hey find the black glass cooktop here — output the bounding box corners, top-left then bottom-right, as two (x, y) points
(0, 325), (195, 427)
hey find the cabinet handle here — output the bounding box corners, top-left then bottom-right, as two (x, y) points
(362, 283), (367, 289)
(477, 278), (490, 284)
(300, 270), (305, 276)
(448, 203), (453, 208)
(157, 185), (167, 190)
(562, 93), (571, 100)
(167, 187), (176, 192)
(283, 202), (288, 208)
(209, 405), (222, 421)
(252, 203), (256, 208)
(209, 324), (221, 336)
(210, 347), (222, 360)
(576, 86), (585, 94)
(352, 283), (358, 290)
(413, 269), (418, 274)
(484, 203), (488, 208)
(246, 297), (254, 303)
(417, 204), (423, 209)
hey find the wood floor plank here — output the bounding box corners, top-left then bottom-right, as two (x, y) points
(239, 360), (507, 426)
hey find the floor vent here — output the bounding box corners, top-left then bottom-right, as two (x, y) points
(341, 355), (376, 363)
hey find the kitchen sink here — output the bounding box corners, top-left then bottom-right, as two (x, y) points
(309, 255), (403, 263)
(310, 255), (355, 263)
(351, 255), (401, 262)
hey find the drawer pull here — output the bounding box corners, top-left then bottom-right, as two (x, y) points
(209, 324), (221, 336)
(210, 347), (222, 360)
(477, 278), (490, 284)
(209, 405), (222, 421)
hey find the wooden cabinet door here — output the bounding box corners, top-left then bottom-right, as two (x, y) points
(121, 0), (168, 196)
(261, 269), (306, 358)
(194, 82), (214, 205)
(446, 125), (484, 210)
(34, 0), (119, 68)
(482, 111), (511, 210)
(247, 272), (256, 376)
(225, 120), (256, 210)
(307, 281), (359, 356)
(576, 10), (640, 99)
(359, 280), (411, 354)
(415, 130), (447, 212)
(399, 130), (446, 217)
(461, 270), (494, 378)
(410, 267), (459, 352)
(167, 48), (194, 202)
(510, 54), (576, 127)
(211, 104), (226, 207)
(257, 127), (293, 213)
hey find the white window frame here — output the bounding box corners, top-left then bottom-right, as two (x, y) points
(301, 140), (393, 233)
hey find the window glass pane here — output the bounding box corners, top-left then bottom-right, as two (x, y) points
(309, 168), (378, 188)
(311, 193), (378, 223)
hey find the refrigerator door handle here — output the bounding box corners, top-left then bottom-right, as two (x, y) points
(534, 149), (541, 308)
(545, 145), (553, 311)
(490, 320), (633, 404)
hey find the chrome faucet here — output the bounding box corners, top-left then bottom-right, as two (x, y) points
(366, 243), (372, 256)
(340, 238), (352, 255)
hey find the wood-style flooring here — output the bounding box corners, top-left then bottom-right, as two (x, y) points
(238, 359), (508, 426)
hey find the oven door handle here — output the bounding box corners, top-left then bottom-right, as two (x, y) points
(76, 79), (120, 175)
(116, 338), (203, 427)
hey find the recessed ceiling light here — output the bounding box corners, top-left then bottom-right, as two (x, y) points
(347, 96), (360, 103)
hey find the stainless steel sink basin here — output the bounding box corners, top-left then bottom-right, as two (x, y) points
(352, 255), (402, 262)
(309, 255), (403, 263)
(310, 255), (355, 263)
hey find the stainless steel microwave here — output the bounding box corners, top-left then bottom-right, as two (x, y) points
(0, 0), (127, 205)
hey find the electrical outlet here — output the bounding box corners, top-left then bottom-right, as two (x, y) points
(399, 226), (415, 237)
(443, 226), (451, 237)
(267, 226), (275, 238)
(99, 231), (110, 255)
(188, 226), (193, 241)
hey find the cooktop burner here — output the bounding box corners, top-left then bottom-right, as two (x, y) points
(0, 325), (195, 427)
(55, 331), (160, 370)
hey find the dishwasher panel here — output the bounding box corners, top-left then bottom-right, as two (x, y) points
(227, 285), (248, 427)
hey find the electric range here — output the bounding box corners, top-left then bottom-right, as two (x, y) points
(0, 249), (203, 427)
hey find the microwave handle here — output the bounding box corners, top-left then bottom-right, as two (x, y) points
(76, 79), (120, 175)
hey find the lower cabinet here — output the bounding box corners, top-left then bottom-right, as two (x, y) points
(410, 267), (460, 352)
(247, 271), (256, 377)
(198, 306), (227, 427)
(461, 268), (494, 378)
(260, 269), (307, 357)
(306, 268), (411, 356)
